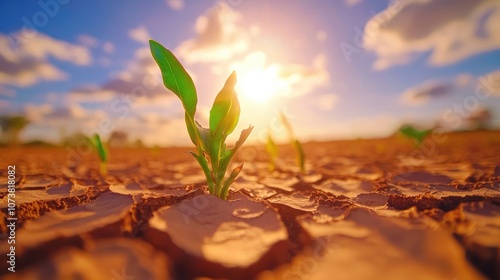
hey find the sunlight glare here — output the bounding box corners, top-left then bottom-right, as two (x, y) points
(233, 52), (282, 103)
(237, 69), (278, 103)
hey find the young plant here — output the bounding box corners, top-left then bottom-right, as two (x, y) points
(265, 131), (278, 172)
(88, 133), (108, 176)
(399, 125), (432, 146)
(279, 112), (305, 173)
(150, 39), (253, 200)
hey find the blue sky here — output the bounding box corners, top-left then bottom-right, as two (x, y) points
(1, 0), (500, 145)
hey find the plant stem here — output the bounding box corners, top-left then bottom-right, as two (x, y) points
(100, 161), (107, 176)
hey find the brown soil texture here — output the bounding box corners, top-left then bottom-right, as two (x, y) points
(1, 130), (499, 280)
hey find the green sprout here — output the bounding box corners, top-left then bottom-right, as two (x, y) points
(265, 132), (278, 172)
(399, 125), (432, 146)
(88, 133), (108, 176)
(150, 39), (253, 200)
(279, 112), (305, 173)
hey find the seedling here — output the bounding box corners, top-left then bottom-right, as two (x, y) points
(88, 134), (108, 176)
(150, 39), (253, 200)
(265, 132), (278, 172)
(279, 112), (305, 173)
(399, 125), (432, 146)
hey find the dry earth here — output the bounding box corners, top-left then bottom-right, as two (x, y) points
(0, 130), (499, 280)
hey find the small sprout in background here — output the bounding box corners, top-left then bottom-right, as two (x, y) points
(399, 124), (432, 146)
(279, 112), (305, 173)
(150, 39), (253, 200)
(88, 134), (108, 176)
(265, 131), (278, 172)
(375, 142), (386, 154)
(150, 145), (161, 158)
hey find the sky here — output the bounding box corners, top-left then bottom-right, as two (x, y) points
(1, 0), (500, 146)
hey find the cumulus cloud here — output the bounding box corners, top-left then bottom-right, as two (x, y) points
(364, 0), (500, 69)
(345, 0), (362, 7)
(166, 0), (184, 10)
(176, 3), (247, 63)
(68, 46), (166, 103)
(316, 30), (327, 42)
(23, 102), (190, 146)
(0, 100), (10, 109)
(24, 103), (53, 122)
(77, 34), (99, 48)
(401, 80), (453, 106)
(317, 94), (338, 111)
(25, 103), (106, 127)
(128, 26), (150, 44)
(22, 103), (112, 143)
(305, 114), (401, 141)
(0, 31), (91, 87)
(102, 42), (115, 54)
(478, 69), (500, 96)
(455, 73), (474, 87)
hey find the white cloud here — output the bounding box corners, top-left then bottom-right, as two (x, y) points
(25, 103), (105, 128)
(345, 0), (362, 7)
(455, 73), (474, 87)
(176, 3), (247, 64)
(68, 46), (167, 104)
(0, 31), (91, 87)
(317, 94), (338, 111)
(23, 102), (192, 146)
(77, 34), (99, 48)
(316, 30), (327, 42)
(24, 103), (52, 121)
(0, 100), (10, 109)
(478, 69), (500, 96)
(401, 80), (453, 106)
(67, 86), (117, 103)
(21, 103), (111, 143)
(166, 0), (184, 10)
(305, 114), (401, 141)
(364, 0), (500, 70)
(102, 42), (115, 54)
(128, 26), (150, 44)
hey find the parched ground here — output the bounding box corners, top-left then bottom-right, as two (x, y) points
(0, 130), (499, 280)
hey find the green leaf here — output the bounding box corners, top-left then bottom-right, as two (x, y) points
(221, 92), (240, 137)
(293, 139), (305, 173)
(279, 112), (294, 139)
(150, 39), (197, 119)
(185, 113), (198, 146)
(219, 126), (254, 175)
(220, 163), (244, 199)
(266, 133), (278, 160)
(210, 72), (237, 136)
(92, 134), (107, 163)
(187, 151), (213, 193)
(399, 125), (431, 145)
(278, 111), (306, 173)
(266, 132), (278, 171)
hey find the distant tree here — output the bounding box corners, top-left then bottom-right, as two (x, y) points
(133, 139), (144, 148)
(108, 131), (128, 147)
(0, 115), (29, 145)
(466, 107), (492, 130)
(61, 132), (88, 147)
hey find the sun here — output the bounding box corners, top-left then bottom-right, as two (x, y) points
(236, 69), (279, 103)
(232, 52), (284, 104)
